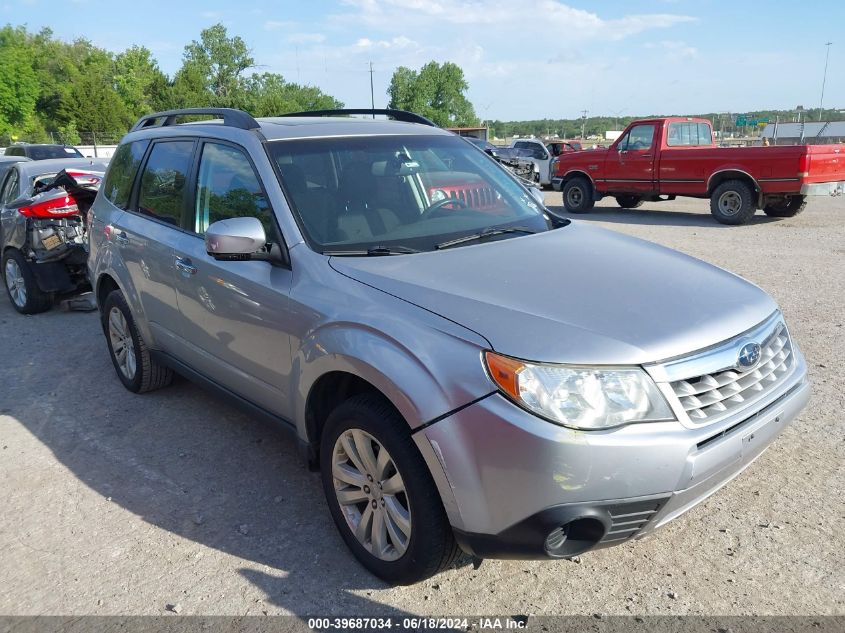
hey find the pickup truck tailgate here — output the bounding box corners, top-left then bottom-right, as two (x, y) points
(804, 144), (845, 183)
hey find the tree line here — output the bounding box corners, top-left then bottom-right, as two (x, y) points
(487, 108), (845, 141)
(0, 23), (342, 145)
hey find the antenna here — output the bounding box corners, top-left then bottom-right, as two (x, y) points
(369, 61), (375, 118)
(819, 42), (833, 121)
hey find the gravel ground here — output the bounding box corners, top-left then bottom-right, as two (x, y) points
(0, 195), (842, 617)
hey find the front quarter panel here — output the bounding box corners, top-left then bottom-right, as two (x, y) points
(288, 245), (495, 436)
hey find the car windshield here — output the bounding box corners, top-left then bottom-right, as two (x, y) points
(267, 134), (550, 253)
(29, 146), (83, 160)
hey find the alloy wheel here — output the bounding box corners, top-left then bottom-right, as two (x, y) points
(331, 429), (411, 561)
(4, 258), (26, 308)
(108, 307), (137, 380)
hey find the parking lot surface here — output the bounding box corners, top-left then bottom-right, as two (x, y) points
(1, 195), (842, 616)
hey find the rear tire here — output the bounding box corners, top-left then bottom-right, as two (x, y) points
(2, 249), (52, 314)
(710, 179), (757, 225)
(562, 177), (595, 214)
(763, 195), (807, 218)
(615, 195), (643, 209)
(102, 289), (173, 393)
(320, 393), (459, 585)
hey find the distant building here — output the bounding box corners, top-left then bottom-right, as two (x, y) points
(447, 126), (489, 141)
(761, 121), (845, 145)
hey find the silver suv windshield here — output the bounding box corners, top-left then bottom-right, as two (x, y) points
(267, 134), (550, 254)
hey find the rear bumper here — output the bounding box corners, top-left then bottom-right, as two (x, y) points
(416, 353), (809, 560)
(800, 180), (845, 196)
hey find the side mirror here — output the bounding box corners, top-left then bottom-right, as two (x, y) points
(205, 217), (267, 261)
(528, 185), (545, 207)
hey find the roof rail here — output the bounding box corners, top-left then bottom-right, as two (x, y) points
(130, 108), (261, 132)
(278, 108), (437, 127)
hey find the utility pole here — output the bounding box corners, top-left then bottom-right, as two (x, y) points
(369, 61), (375, 118)
(580, 109), (588, 139)
(819, 42), (833, 121)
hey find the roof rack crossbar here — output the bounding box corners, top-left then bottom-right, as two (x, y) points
(130, 108), (261, 132)
(278, 108), (437, 127)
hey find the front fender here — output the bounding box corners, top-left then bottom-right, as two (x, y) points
(292, 320), (494, 439)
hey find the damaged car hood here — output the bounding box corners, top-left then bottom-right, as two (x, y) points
(328, 222), (778, 365)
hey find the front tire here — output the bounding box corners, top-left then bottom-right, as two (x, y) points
(615, 195), (643, 209)
(2, 249), (52, 314)
(710, 179), (757, 225)
(562, 177), (595, 214)
(102, 290), (173, 393)
(763, 195), (807, 218)
(320, 393), (459, 585)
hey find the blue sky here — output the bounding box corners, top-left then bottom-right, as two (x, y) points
(3, 0), (843, 121)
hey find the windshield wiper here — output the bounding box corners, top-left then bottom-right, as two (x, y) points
(323, 245), (421, 256)
(435, 226), (537, 250)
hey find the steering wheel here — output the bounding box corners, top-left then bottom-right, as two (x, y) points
(421, 196), (468, 219)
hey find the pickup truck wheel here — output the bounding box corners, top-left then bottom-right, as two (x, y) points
(710, 180), (757, 225)
(321, 393), (459, 585)
(562, 177), (595, 214)
(763, 195), (807, 218)
(102, 290), (174, 393)
(615, 195), (644, 209)
(2, 249), (52, 315)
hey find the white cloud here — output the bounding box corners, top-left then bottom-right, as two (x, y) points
(264, 20), (296, 31)
(645, 40), (698, 59)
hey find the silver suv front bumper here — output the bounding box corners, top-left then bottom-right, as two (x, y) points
(414, 344), (809, 559)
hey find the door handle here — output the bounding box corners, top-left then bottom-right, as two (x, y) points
(175, 257), (197, 277)
(114, 231), (129, 246)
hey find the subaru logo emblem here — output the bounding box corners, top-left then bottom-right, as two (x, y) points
(737, 342), (761, 369)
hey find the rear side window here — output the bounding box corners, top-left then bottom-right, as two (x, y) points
(136, 141), (194, 227)
(102, 140), (150, 210)
(667, 122), (713, 147)
(193, 142), (274, 236)
(1, 168), (20, 204)
(4, 146), (23, 157)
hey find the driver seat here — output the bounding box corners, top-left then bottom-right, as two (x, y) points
(336, 162), (401, 242)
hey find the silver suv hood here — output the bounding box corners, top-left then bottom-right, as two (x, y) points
(329, 223), (778, 365)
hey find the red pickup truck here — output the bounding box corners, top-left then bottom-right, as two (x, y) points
(551, 117), (845, 224)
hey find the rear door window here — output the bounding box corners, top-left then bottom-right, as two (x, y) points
(1, 168), (20, 204)
(135, 141), (195, 227)
(102, 140), (150, 210)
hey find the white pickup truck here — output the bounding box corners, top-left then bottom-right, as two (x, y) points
(510, 138), (583, 187)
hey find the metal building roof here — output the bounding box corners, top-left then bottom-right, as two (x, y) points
(761, 121), (845, 139)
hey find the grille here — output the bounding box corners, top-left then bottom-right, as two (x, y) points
(670, 322), (793, 423)
(448, 187), (497, 209)
(600, 498), (667, 544)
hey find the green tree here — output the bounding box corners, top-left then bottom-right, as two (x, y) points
(114, 46), (170, 118)
(0, 26), (39, 135)
(243, 72), (342, 116)
(387, 61), (478, 127)
(174, 23), (254, 106)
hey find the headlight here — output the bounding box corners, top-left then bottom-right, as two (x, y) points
(484, 351), (673, 430)
(430, 189), (447, 202)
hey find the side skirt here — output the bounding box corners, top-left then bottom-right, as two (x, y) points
(148, 349), (308, 463)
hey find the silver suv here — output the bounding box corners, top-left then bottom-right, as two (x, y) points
(88, 108), (809, 584)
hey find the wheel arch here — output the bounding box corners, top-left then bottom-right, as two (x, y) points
(707, 169), (761, 196)
(293, 322), (490, 463)
(561, 169), (596, 189)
